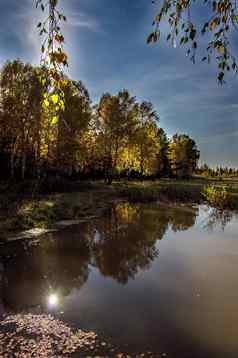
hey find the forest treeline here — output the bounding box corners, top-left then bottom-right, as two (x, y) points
(197, 164), (238, 178)
(0, 60), (200, 183)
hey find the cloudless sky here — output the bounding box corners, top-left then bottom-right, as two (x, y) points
(1, 0), (238, 167)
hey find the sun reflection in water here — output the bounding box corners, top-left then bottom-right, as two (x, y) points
(48, 293), (59, 308)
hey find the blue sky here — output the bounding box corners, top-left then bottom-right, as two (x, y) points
(1, 0), (238, 167)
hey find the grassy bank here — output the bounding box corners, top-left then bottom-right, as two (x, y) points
(0, 177), (238, 240)
(113, 177), (238, 208)
(0, 183), (118, 240)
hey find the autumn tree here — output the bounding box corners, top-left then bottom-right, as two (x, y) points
(0, 60), (44, 179)
(156, 128), (170, 177)
(0, 58), (202, 182)
(95, 90), (138, 183)
(133, 102), (160, 177)
(56, 80), (92, 176)
(0, 57), (95, 180)
(168, 134), (200, 178)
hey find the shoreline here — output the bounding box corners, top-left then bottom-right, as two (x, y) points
(0, 178), (237, 242)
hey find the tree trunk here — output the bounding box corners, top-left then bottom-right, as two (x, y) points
(21, 152), (26, 180)
(10, 151), (15, 179)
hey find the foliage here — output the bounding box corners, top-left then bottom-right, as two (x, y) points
(149, 0), (238, 82)
(168, 134), (200, 178)
(35, 0), (68, 118)
(133, 102), (161, 176)
(0, 60), (44, 179)
(0, 60), (91, 179)
(57, 80), (92, 175)
(32, 1), (238, 84)
(0, 59), (200, 183)
(202, 184), (231, 208)
(94, 90), (138, 183)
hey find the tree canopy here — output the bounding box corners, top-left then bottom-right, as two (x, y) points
(0, 3), (205, 182)
(0, 59), (200, 182)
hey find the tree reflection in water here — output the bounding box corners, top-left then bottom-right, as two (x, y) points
(0, 202), (199, 311)
(204, 207), (238, 231)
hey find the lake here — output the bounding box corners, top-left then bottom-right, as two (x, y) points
(0, 202), (238, 357)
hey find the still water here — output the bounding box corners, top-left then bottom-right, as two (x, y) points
(0, 202), (238, 357)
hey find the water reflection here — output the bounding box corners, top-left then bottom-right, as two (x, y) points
(0, 202), (198, 310)
(1, 202), (238, 357)
(48, 293), (59, 308)
(0, 224), (92, 311)
(204, 207), (238, 231)
(92, 203), (198, 283)
(92, 203), (160, 283)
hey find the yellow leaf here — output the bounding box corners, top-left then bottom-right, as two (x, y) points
(210, 18), (219, 30)
(51, 116), (58, 125)
(218, 44), (225, 55)
(43, 99), (49, 107)
(51, 94), (59, 104)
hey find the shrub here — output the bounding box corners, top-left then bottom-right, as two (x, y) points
(202, 185), (231, 209)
